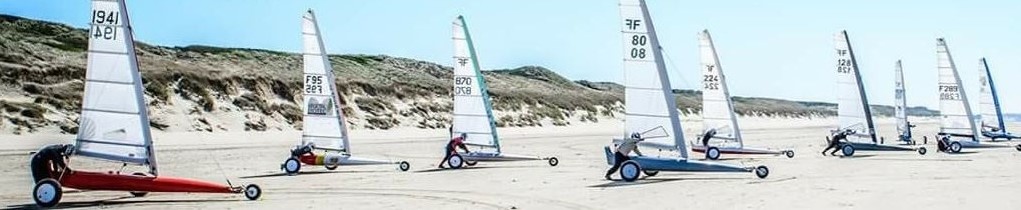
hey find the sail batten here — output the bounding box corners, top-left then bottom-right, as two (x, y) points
(75, 0), (157, 175)
(834, 31), (876, 143)
(452, 16), (500, 151)
(301, 10), (350, 152)
(619, 0), (687, 158)
(936, 38), (978, 140)
(699, 30), (742, 148)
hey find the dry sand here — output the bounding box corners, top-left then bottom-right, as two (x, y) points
(1, 118), (1020, 209)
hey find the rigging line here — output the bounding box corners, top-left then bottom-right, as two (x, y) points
(207, 151), (234, 188)
(659, 46), (696, 91)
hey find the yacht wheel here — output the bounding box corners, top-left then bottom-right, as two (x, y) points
(33, 178), (62, 208)
(619, 160), (641, 182)
(754, 165), (769, 179)
(548, 157), (559, 166)
(841, 144), (855, 157)
(283, 157), (301, 175)
(706, 147), (721, 160)
(244, 184), (261, 200)
(398, 161), (411, 171)
(949, 142), (962, 153)
(448, 154), (464, 169)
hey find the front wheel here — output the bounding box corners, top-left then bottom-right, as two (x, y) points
(841, 144), (855, 157)
(547, 157), (559, 166)
(949, 142), (962, 153)
(706, 147), (721, 160)
(447, 154), (464, 169)
(244, 184), (261, 200)
(33, 178), (62, 208)
(619, 160), (641, 182)
(398, 161), (411, 171)
(282, 157), (301, 176)
(917, 147), (927, 155)
(785, 150), (795, 158)
(754, 165), (769, 179)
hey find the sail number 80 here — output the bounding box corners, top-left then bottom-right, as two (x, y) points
(629, 35), (648, 59)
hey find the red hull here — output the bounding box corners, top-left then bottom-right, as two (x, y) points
(60, 170), (236, 193)
(299, 154), (321, 165)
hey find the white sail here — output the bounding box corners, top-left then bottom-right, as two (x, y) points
(301, 10), (350, 152)
(451, 16), (500, 151)
(936, 38), (978, 140)
(977, 58), (1005, 134)
(75, 0), (157, 174)
(834, 31), (876, 143)
(894, 60), (910, 138)
(698, 30), (742, 147)
(619, 0), (687, 158)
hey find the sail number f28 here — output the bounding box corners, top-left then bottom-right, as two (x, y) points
(90, 10), (120, 40)
(454, 76), (473, 95)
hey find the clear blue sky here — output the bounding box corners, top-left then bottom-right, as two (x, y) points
(3, 0), (1019, 112)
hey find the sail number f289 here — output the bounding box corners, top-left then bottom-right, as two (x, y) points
(90, 10), (120, 40)
(939, 85), (961, 100)
(454, 76), (473, 95)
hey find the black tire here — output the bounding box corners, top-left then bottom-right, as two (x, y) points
(130, 172), (150, 197)
(465, 160), (478, 166)
(841, 144), (855, 157)
(754, 165), (769, 179)
(398, 161), (411, 171)
(33, 178), (62, 208)
(548, 157), (559, 166)
(619, 160), (641, 182)
(785, 150), (795, 158)
(706, 147), (721, 160)
(244, 184), (261, 200)
(448, 154), (464, 169)
(917, 147), (927, 155)
(283, 157), (301, 176)
(950, 142), (962, 153)
(1015, 144), (1021, 152)
(325, 164), (338, 171)
(643, 170), (659, 177)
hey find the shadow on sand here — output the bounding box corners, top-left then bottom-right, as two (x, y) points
(4, 196), (238, 210)
(239, 170), (390, 179)
(588, 176), (748, 188)
(413, 165), (546, 173)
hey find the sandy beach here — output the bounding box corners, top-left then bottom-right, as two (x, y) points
(2, 118), (1020, 209)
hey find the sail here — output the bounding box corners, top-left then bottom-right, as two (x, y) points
(936, 38), (978, 140)
(698, 30), (742, 147)
(451, 16), (500, 151)
(301, 10), (350, 151)
(833, 31), (876, 143)
(977, 58), (1006, 134)
(75, 0), (157, 174)
(619, 0), (687, 158)
(894, 60), (911, 139)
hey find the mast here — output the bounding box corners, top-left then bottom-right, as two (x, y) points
(452, 16), (501, 152)
(936, 38), (978, 141)
(834, 31), (877, 143)
(699, 30), (742, 147)
(301, 9), (350, 152)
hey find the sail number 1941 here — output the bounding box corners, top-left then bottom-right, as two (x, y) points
(91, 10), (119, 40)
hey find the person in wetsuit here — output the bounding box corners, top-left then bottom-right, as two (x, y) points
(701, 129), (718, 147)
(438, 133), (470, 168)
(30, 144), (72, 182)
(821, 130), (852, 156)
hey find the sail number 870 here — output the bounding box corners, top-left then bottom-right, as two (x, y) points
(629, 35), (648, 59)
(454, 76), (473, 95)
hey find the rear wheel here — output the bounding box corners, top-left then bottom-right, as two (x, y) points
(398, 161), (411, 171)
(949, 142), (962, 153)
(325, 164), (338, 171)
(548, 157), (559, 166)
(1015, 144), (1021, 152)
(619, 160), (641, 182)
(706, 147), (721, 160)
(283, 157), (301, 175)
(244, 184), (261, 200)
(841, 144), (855, 157)
(33, 178), (61, 208)
(130, 172), (150, 197)
(448, 154), (464, 169)
(465, 160), (478, 166)
(754, 165), (769, 179)
(643, 170), (659, 177)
